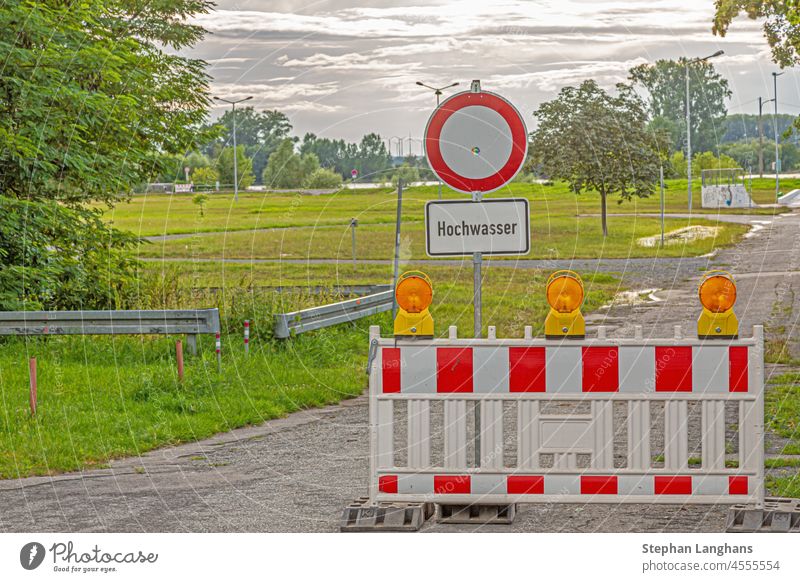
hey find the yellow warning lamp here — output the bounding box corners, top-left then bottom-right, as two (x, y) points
(544, 270), (585, 339)
(697, 271), (738, 339)
(393, 271), (435, 337)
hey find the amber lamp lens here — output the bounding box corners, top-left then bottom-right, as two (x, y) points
(546, 276), (584, 313)
(699, 275), (736, 313)
(396, 276), (432, 313)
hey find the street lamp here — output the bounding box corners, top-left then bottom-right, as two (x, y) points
(685, 50), (724, 211)
(773, 71), (785, 199)
(416, 81), (459, 107)
(214, 95), (253, 202)
(416, 81), (459, 199)
(757, 96), (775, 178)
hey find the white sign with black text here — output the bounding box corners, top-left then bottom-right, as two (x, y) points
(425, 198), (530, 256)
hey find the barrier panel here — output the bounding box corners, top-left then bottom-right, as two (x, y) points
(366, 323), (765, 508)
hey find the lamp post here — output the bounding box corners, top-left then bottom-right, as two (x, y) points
(685, 50), (724, 211)
(416, 81), (459, 199)
(757, 96), (774, 178)
(773, 71), (785, 199)
(214, 95), (253, 202)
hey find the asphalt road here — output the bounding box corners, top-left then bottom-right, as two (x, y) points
(2, 212), (799, 532)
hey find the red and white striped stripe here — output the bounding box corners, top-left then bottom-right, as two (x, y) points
(380, 345), (750, 394)
(376, 473), (751, 497)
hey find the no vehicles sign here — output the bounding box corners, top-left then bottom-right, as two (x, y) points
(425, 198), (530, 256)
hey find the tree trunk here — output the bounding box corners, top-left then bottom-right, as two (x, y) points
(600, 190), (608, 237)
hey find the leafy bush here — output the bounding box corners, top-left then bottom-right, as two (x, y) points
(304, 168), (342, 189)
(0, 197), (139, 310)
(192, 166), (219, 186)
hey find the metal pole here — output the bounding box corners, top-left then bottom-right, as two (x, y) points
(472, 190), (482, 467)
(232, 102), (239, 203)
(773, 73), (781, 199)
(758, 97), (765, 178)
(660, 166), (665, 247)
(351, 218), (357, 268)
(686, 61), (692, 211)
(391, 180), (403, 320)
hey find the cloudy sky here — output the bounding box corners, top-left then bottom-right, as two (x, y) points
(187, 0), (799, 154)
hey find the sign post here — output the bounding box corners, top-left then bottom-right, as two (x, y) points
(423, 80), (528, 467)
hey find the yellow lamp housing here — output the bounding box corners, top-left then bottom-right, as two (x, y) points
(393, 271), (435, 337)
(697, 270), (739, 339)
(544, 270), (585, 339)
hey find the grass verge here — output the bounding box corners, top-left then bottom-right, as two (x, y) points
(0, 264), (620, 478)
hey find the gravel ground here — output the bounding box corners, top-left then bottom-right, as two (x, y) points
(2, 212), (799, 533)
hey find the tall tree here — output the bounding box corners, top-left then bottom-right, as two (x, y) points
(629, 59), (731, 154)
(202, 108), (293, 182)
(713, 1), (800, 68)
(530, 80), (663, 237)
(0, 0), (212, 308)
(356, 133), (392, 181)
(217, 146), (255, 189)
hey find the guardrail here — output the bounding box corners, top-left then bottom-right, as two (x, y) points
(274, 290), (393, 339)
(0, 309), (220, 355)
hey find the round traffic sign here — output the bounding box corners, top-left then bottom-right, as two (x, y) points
(351, 169), (359, 179)
(424, 90), (528, 193)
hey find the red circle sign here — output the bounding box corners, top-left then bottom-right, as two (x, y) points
(424, 91), (528, 194)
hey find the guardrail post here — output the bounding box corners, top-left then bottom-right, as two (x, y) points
(186, 334), (197, 356)
(176, 340), (184, 382)
(29, 357), (37, 417)
(215, 333), (222, 372)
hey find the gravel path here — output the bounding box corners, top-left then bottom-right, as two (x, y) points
(2, 212), (799, 533)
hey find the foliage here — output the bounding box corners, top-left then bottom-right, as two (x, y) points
(0, 0), (211, 310)
(629, 59), (731, 154)
(192, 193), (209, 217)
(392, 164), (420, 187)
(530, 80), (663, 236)
(300, 132), (392, 180)
(192, 166), (219, 185)
(216, 146), (255, 189)
(262, 139), (321, 189)
(668, 150), (744, 178)
(723, 114), (798, 143)
(263, 140), (304, 188)
(201, 108), (293, 183)
(300, 133), (356, 178)
(0, 0), (213, 206)
(303, 168), (343, 189)
(356, 133), (393, 180)
(713, 1), (800, 68)
(0, 197), (139, 310)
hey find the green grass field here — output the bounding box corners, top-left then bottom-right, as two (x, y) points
(139, 215), (747, 261)
(100, 178), (791, 238)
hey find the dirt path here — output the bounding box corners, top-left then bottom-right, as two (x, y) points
(2, 213), (799, 533)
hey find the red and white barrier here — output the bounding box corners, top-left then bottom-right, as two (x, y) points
(367, 324), (765, 506)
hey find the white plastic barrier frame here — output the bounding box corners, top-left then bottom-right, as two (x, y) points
(367, 324), (765, 506)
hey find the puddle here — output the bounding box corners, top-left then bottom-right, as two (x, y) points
(637, 225), (721, 247)
(601, 288), (662, 308)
